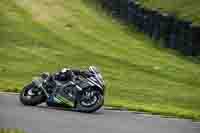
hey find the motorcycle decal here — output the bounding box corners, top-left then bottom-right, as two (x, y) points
(56, 94), (74, 106)
(53, 97), (62, 103)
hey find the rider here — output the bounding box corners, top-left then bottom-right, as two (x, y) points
(54, 66), (95, 82)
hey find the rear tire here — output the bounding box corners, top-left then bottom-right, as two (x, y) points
(75, 89), (104, 113)
(20, 83), (46, 106)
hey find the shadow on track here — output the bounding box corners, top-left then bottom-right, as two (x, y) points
(18, 102), (104, 115)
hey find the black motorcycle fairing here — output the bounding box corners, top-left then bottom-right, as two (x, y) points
(57, 85), (77, 102)
(76, 79), (91, 89)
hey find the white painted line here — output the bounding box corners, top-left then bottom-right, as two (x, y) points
(0, 91), (19, 95)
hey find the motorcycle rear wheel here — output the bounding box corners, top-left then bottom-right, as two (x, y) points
(20, 83), (46, 106)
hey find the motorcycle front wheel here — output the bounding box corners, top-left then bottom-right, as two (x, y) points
(20, 83), (46, 106)
(75, 88), (104, 113)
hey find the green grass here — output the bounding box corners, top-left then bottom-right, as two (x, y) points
(1, 0), (200, 120)
(138, 0), (200, 26)
(0, 129), (25, 133)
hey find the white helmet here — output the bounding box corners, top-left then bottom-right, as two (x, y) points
(61, 68), (70, 73)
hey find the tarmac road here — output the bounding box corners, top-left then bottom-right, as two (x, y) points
(0, 93), (200, 133)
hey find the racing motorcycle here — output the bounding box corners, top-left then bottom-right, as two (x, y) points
(19, 66), (105, 113)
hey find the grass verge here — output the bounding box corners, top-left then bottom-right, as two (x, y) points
(138, 0), (200, 26)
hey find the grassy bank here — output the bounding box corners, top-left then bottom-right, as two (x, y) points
(0, 0), (200, 120)
(138, 0), (200, 25)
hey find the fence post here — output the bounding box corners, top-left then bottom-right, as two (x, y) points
(151, 11), (162, 40)
(131, 2), (141, 26)
(127, 0), (137, 23)
(191, 26), (200, 56)
(180, 21), (193, 56)
(110, 0), (121, 17)
(142, 8), (153, 34)
(142, 9), (152, 34)
(137, 7), (144, 31)
(132, 4), (142, 30)
(144, 10), (156, 36)
(162, 15), (175, 48)
(168, 18), (181, 49)
(172, 20), (187, 52)
(119, 0), (128, 21)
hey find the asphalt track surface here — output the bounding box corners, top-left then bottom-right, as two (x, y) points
(0, 93), (200, 133)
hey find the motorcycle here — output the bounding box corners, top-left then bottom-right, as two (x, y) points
(19, 66), (105, 113)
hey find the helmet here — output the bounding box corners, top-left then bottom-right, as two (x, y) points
(59, 68), (73, 81)
(61, 68), (70, 73)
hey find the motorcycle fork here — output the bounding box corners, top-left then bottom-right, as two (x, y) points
(39, 85), (50, 98)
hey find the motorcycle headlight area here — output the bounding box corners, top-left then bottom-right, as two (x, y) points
(32, 77), (43, 87)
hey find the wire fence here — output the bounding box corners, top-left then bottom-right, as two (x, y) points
(100, 0), (200, 56)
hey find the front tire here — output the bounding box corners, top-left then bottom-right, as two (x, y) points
(20, 83), (46, 106)
(75, 89), (104, 113)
